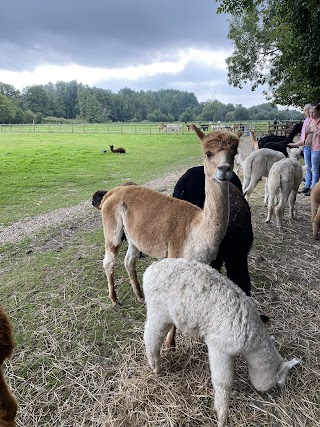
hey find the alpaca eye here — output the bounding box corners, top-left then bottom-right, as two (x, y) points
(206, 151), (212, 158)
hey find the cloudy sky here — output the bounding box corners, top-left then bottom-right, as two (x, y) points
(0, 0), (268, 107)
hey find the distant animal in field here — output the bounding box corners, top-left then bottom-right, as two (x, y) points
(109, 145), (126, 153)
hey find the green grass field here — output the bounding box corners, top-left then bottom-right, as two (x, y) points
(0, 132), (202, 225)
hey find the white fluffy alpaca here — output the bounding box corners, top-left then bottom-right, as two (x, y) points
(265, 147), (303, 231)
(143, 258), (299, 427)
(242, 148), (285, 204)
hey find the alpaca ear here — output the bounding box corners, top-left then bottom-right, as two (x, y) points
(276, 358), (300, 387)
(191, 124), (206, 140)
(286, 147), (291, 156)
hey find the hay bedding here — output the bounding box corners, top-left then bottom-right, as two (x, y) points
(2, 139), (320, 426)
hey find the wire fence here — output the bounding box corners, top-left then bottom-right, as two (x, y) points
(0, 121), (297, 136)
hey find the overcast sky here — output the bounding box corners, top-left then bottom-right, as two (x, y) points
(0, 0), (268, 108)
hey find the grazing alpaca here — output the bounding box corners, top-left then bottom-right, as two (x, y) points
(109, 145), (126, 153)
(143, 258), (299, 427)
(242, 148), (285, 204)
(265, 147), (303, 231)
(0, 305), (18, 427)
(93, 126), (239, 309)
(311, 180), (320, 240)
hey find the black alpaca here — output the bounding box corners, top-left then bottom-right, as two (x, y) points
(262, 122), (303, 156)
(173, 167), (252, 296)
(173, 166), (269, 322)
(258, 121), (303, 152)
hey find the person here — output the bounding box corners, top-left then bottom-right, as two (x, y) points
(288, 104), (312, 194)
(273, 116), (279, 125)
(289, 103), (320, 196)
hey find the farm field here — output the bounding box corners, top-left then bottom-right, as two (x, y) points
(0, 133), (319, 426)
(0, 132), (201, 225)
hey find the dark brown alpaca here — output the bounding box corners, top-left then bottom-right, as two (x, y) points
(0, 305), (18, 427)
(109, 145), (126, 153)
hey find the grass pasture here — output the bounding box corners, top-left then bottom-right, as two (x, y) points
(0, 132), (201, 225)
(0, 133), (319, 426)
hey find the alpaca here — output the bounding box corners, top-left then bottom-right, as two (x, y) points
(263, 121), (303, 157)
(265, 147), (303, 231)
(249, 129), (259, 151)
(311, 180), (320, 239)
(242, 148), (285, 204)
(258, 121), (303, 150)
(0, 305), (18, 427)
(109, 145), (126, 153)
(143, 258), (299, 427)
(172, 167), (251, 294)
(93, 126), (239, 309)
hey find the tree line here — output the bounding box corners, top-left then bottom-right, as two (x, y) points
(0, 80), (303, 125)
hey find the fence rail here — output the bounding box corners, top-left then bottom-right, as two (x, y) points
(0, 121), (299, 136)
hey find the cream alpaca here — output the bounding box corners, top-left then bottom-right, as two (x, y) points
(265, 147), (303, 231)
(242, 148), (285, 204)
(143, 258), (300, 427)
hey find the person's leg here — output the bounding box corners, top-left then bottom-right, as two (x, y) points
(303, 146), (312, 190)
(311, 150), (320, 188)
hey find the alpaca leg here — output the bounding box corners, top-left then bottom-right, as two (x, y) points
(124, 242), (144, 303)
(0, 367), (18, 427)
(144, 317), (173, 375)
(164, 326), (177, 349)
(275, 201), (286, 232)
(243, 177), (260, 202)
(265, 185), (276, 224)
(264, 177), (268, 206)
(312, 207), (320, 240)
(207, 348), (235, 427)
(103, 243), (122, 306)
(288, 190), (297, 220)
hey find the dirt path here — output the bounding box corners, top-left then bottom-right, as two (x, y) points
(0, 169), (188, 245)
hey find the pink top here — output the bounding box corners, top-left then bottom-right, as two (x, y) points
(292, 117), (320, 151)
(312, 120), (320, 151)
(294, 117), (312, 146)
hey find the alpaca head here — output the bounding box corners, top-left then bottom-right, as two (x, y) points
(286, 146), (302, 159)
(248, 356), (300, 392)
(92, 190), (108, 209)
(109, 145), (114, 150)
(192, 125), (239, 182)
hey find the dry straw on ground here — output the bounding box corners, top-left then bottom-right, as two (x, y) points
(2, 137), (320, 426)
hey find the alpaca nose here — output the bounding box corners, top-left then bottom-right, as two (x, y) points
(217, 164), (232, 180)
(218, 164), (231, 174)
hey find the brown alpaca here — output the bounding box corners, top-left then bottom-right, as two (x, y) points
(311, 180), (320, 239)
(0, 305), (18, 427)
(94, 125), (239, 310)
(249, 129), (259, 151)
(109, 145), (126, 153)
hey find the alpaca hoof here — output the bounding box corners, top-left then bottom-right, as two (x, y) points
(137, 297), (145, 304)
(111, 299), (121, 307)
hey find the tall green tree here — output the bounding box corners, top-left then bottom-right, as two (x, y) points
(214, 0), (320, 106)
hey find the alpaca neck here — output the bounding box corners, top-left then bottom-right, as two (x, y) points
(186, 175), (229, 263)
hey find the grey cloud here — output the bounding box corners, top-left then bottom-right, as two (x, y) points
(0, 0), (231, 71)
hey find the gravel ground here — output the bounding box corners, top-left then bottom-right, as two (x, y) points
(0, 169), (191, 245)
